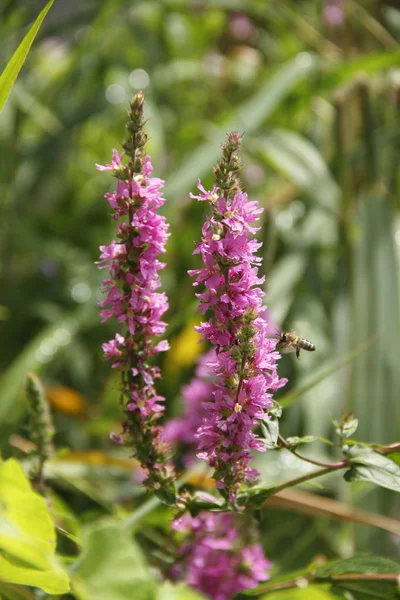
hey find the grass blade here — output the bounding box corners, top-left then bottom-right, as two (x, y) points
(0, 0), (54, 112)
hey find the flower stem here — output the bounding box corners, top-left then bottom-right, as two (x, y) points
(278, 435), (346, 469)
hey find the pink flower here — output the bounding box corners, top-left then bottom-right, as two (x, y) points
(189, 133), (286, 501)
(171, 512), (272, 600)
(97, 93), (174, 496)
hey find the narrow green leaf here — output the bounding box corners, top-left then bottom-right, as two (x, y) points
(164, 54), (318, 203)
(0, 0), (55, 112)
(344, 447), (400, 492)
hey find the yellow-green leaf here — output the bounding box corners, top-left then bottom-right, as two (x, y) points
(72, 521), (156, 600)
(0, 458), (69, 594)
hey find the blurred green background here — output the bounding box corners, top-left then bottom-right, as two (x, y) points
(1, 0), (400, 588)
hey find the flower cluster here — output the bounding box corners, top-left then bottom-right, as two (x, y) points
(97, 92), (174, 499)
(171, 511), (272, 600)
(189, 132), (286, 501)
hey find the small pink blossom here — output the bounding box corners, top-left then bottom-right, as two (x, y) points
(171, 512), (272, 600)
(189, 144), (287, 500)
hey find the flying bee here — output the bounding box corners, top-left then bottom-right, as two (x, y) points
(277, 331), (315, 360)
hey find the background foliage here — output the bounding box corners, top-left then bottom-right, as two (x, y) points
(1, 0), (400, 598)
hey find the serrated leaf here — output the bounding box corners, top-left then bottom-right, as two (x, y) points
(0, 458), (70, 594)
(344, 447), (400, 492)
(0, 0), (54, 111)
(71, 521), (156, 600)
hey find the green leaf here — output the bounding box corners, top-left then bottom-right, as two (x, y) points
(164, 54), (318, 204)
(71, 521), (157, 600)
(0, 458), (70, 594)
(317, 555), (400, 600)
(333, 413), (359, 440)
(315, 555), (400, 578)
(238, 556), (400, 598)
(286, 436), (318, 449)
(0, 0), (55, 112)
(261, 418), (279, 449)
(344, 447), (400, 492)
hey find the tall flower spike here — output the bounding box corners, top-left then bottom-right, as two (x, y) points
(97, 92), (176, 503)
(189, 132), (287, 503)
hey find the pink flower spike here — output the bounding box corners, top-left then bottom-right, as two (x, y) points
(97, 93), (175, 498)
(188, 132), (286, 502)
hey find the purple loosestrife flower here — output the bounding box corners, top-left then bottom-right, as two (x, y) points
(189, 133), (286, 502)
(97, 92), (175, 502)
(171, 512), (272, 600)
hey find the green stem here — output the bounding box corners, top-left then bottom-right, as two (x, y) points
(268, 463), (347, 496)
(278, 435), (345, 469)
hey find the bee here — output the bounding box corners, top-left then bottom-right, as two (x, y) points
(277, 331), (315, 360)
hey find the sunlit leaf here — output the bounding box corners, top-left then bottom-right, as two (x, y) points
(0, 458), (69, 594)
(344, 447), (400, 492)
